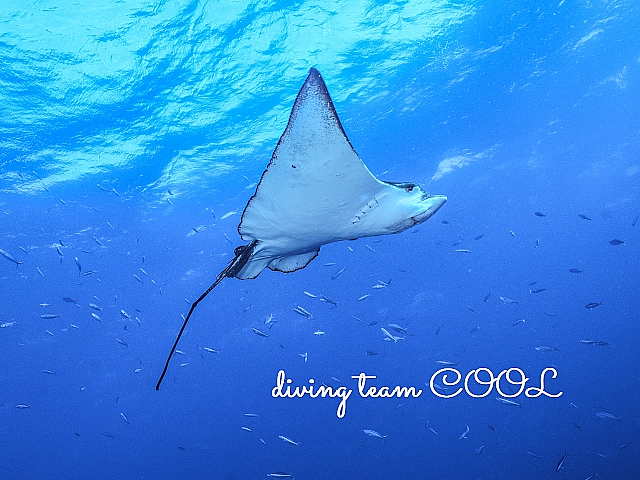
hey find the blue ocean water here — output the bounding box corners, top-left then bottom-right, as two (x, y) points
(1, 0), (639, 478)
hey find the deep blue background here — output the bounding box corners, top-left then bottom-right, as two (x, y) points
(1, 1), (639, 478)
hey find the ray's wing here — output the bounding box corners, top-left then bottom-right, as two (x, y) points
(238, 68), (385, 260)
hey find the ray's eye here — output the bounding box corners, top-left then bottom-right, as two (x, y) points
(406, 185), (414, 192)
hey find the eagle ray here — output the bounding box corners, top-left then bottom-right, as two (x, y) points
(156, 68), (446, 390)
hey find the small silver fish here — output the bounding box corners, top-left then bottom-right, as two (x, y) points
(220, 210), (237, 220)
(320, 294), (337, 306)
(534, 345), (559, 352)
(278, 435), (299, 445)
(331, 267), (345, 279)
(595, 411), (620, 422)
(251, 327), (269, 338)
(556, 452), (568, 472)
(496, 397), (523, 408)
(0, 248), (22, 266)
(585, 301), (603, 309)
(381, 327), (403, 342)
(500, 296), (518, 304)
(570, 420), (582, 430)
(436, 360), (459, 366)
(293, 306), (312, 319)
(363, 429), (386, 439)
(387, 323), (407, 335)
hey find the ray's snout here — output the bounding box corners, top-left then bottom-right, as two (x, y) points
(415, 194), (447, 223)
